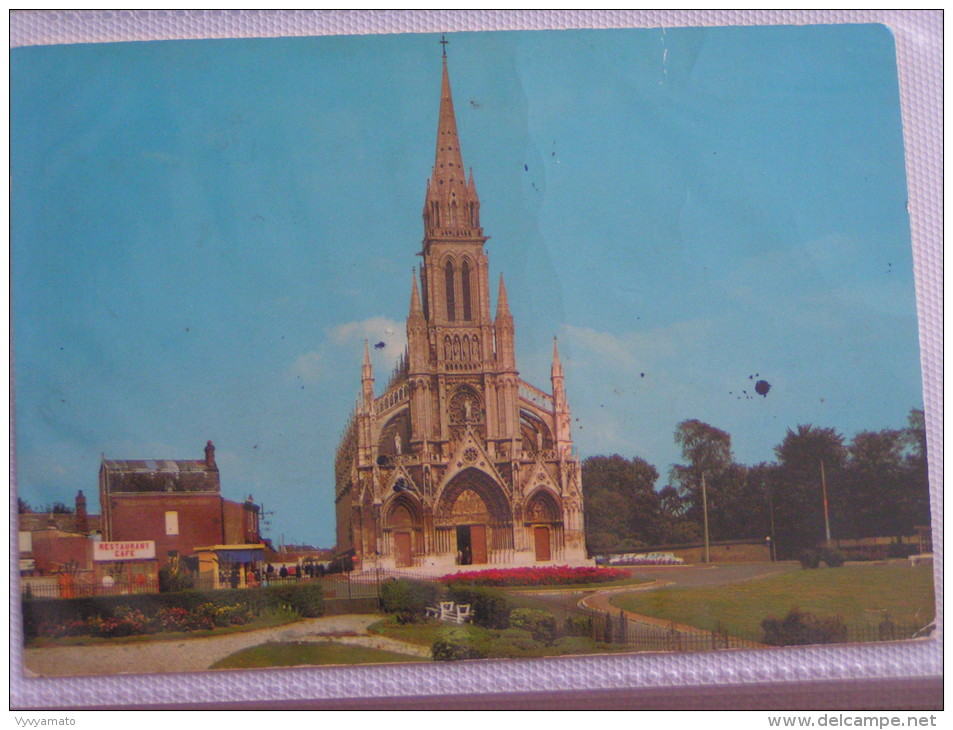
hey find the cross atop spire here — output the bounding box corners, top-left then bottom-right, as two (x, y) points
(440, 34), (448, 58)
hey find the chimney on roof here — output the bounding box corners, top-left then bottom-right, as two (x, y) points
(204, 440), (216, 469)
(75, 490), (88, 533)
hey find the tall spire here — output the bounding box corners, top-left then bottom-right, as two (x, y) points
(423, 37), (481, 238)
(434, 48), (466, 182)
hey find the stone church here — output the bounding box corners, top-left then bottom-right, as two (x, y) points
(334, 46), (587, 570)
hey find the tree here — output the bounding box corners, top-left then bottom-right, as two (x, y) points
(582, 454), (661, 553)
(773, 424), (847, 557)
(668, 420), (738, 541)
(902, 408), (931, 529)
(844, 429), (907, 538)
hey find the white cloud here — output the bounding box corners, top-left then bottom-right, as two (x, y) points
(330, 317), (405, 347)
(287, 351), (324, 384)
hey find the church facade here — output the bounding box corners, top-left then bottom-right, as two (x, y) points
(334, 47), (587, 571)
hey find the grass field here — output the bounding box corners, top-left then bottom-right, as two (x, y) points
(210, 640), (429, 669)
(610, 563), (935, 639)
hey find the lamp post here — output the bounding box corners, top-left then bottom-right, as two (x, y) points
(701, 472), (711, 564)
(764, 479), (777, 561)
(820, 459), (832, 548)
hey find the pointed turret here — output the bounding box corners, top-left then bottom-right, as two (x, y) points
(361, 339), (375, 413)
(495, 273), (512, 322)
(495, 273), (515, 371)
(551, 336), (572, 457)
(551, 337), (566, 402)
(407, 270), (428, 372)
(409, 270), (424, 323)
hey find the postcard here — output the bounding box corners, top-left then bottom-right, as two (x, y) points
(11, 15), (940, 710)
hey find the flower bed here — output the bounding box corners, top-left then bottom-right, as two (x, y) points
(440, 565), (628, 587)
(33, 602), (254, 639)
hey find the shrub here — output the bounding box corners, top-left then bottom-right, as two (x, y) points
(264, 582), (325, 618)
(798, 550), (821, 569)
(379, 579), (440, 624)
(820, 548), (845, 568)
(887, 543), (918, 559)
(565, 614), (592, 637)
(431, 626), (487, 661)
(761, 607), (848, 646)
(508, 608), (557, 645)
(158, 566), (194, 593)
(446, 586), (512, 629)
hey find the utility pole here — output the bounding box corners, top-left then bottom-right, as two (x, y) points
(766, 481), (777, 562)
(820, 459), (832, 547)
(701, 472), (711, 564)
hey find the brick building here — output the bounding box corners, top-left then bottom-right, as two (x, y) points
(18, 490), (101, 575)
(99, 440), (261, 564)
(334, 47), (587, 570)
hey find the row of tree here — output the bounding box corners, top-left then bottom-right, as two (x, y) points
(582, 409), (931, 559)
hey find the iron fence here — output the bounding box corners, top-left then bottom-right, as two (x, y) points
(21, 578), (159, 599)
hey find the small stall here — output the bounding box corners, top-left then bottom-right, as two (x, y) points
(194, 544), (267, 589)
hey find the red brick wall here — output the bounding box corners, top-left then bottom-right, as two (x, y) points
(106, 493), (223, 560)
(31, 531), (92, 573)
(223, 500), (243, 544)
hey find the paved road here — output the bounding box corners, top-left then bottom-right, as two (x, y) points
(22, 614), (429, 678)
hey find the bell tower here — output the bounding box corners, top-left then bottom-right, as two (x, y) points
(407, 39), (517, 457)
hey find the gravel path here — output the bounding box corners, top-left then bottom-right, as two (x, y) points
(23, 614), (429, 678)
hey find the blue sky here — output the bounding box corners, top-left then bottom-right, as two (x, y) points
(11, 25), (922, 547)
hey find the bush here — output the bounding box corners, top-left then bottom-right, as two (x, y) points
(508, 608), (557, 645)
(820, 548), (845, 568)
(887, 543), (918, 559)
(158, 566), (194, 593)
(446, 586), (512, 629)
(761, 607), (848, 646)
(379, 579), (440, 624)
(565, 614), (592, 637)
(431, 626), (487, 661)
(264, 582), (325, 618)
(798, 550), (821, 569)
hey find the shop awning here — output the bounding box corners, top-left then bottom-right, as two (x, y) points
(216, 548), (264, 562)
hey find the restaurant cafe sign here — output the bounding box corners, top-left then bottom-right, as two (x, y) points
(94, 540), (156, 561)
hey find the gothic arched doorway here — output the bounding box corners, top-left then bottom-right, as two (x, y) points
(525, 489), (561, 562)
(385, 496), (422, 568)
(435, 468), (513, 565)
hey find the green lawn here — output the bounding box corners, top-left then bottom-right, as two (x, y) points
(210, 640), (429, 669)
(611, 563), (935, 639)
(368, 617), (443, 646)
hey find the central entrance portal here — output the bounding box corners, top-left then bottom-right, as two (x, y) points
(455, 524), (488, 565)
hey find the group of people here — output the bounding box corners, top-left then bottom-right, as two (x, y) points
(220, 561), (329, 589)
